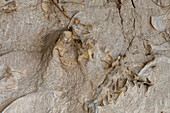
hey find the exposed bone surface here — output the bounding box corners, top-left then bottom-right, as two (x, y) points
(0, 0), (170, 113)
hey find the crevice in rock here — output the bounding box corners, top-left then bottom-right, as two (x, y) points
(0, 30), (63, 112)
(35, 30), (64, 89)
(0, 50), (13, 57)
(1, 89), (37, 113)
(124, 36), (136, 54)
(116, 0), (123, 26)
(131, 0), (135, 8)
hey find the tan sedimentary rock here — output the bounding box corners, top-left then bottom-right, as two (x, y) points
(0, 0), (170, 113)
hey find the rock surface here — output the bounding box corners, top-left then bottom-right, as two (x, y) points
(0, 0), (170, 113)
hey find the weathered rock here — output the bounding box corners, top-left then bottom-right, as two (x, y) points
(0, 0), (170, 113)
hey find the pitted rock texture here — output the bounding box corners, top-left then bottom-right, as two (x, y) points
(0, 0), (170, 113)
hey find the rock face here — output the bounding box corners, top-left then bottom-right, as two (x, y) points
(0, 0), (170, 113)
